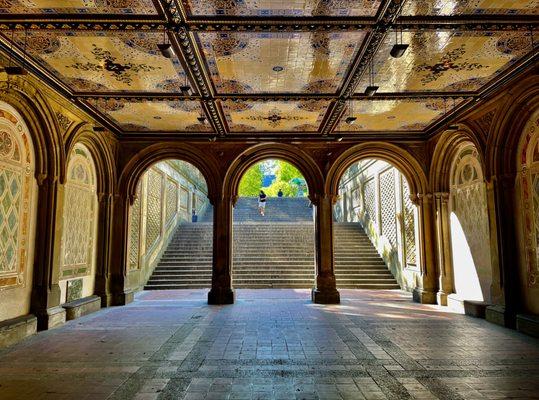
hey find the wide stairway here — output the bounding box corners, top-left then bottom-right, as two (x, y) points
(144, 197), (399, 290)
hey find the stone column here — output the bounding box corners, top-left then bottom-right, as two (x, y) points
(312, 194), (340, 304)
(30, 174), (66, 330)
(412, 193), (437, 304)
(208, 194), (235, 304)
(434, 192), (453, 305)
(94, 192), (114, 307)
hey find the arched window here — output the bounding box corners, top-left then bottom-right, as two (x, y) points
(449, 144), (491, 301)
(0, 104), (35, 291)
(518, 113), (539, 287)
(59, 143), (97, 302)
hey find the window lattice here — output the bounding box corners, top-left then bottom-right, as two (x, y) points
(165, 179), (178, 225)
(145, 168), (162, 250)
(363, 178), (376, 227)
(533, 172), (539, 266)
(0, 167), (21, 273)
(402, 178), (416, 265)
(128, 183), (141, 271)
(380, 169), (397, 246)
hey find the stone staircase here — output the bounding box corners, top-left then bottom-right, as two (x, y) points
(144, 197), (399, 290)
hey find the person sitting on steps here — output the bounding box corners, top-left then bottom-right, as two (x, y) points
(258, 190), (267, 216)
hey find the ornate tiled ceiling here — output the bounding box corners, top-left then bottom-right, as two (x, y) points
(0, 0), (537, 137)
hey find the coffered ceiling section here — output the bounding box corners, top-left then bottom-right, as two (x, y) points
(336, 98), (465, 132)
(11, 31), (186, 93)
(0, 0), (157, 14)
(197, 31), (366, 94)
(401, 0), (539, 16)
(88, 99), (213, 133)
(223, 100), (329, 133)
(355, 30), (535, 94)
(182, 0), (382, 17)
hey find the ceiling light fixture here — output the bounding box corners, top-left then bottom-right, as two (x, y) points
(180, 72), (191, 96)
(4, 28), (28, 76)
(197, 115), (207, 124)
(390, 25), (408, 58)
(365, 59), (378, 97)
(345, 99), (356, 125)
(158, 27), (174, 58)
(335, 136), (343, 142)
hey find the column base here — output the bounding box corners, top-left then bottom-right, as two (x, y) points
(208, 288), (235, 305)
(413, 288), (436, 304)
(110, 290), (134, 306)
(486, 305), (516, 328)
(35, 306), (66, 331)
(436, 291), (449, 306)
(312, 288), (340, 304)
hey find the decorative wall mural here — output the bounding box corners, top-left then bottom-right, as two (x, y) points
(11, 31), (186, 93)
(0, 0), (157, 14)
(336, 99), (464, 132)
(182, 0), (382, 17)
(518, 113), (539, 287)
(355, 31), (536, 94)
(197, 31), (366, 94)
(60, 144), (97, 279)
(223, 100), (328, 132)
(88, 99), (213, 132)
(0, 106), (35, 289)
(402, 0), (539, 16)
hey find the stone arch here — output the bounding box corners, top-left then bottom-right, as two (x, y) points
(0, 100), (38, 321)
(224, 143), (324, 200)
(326, 142), (427, 197)
(57, 143), (98, 303)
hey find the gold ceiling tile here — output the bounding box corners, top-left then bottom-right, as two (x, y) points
(336, 98), (464, 132)
(11, 31), (186, 93)
(198, 31), (366, 94)
(355, 30), (536, 94)
(182, 0), (382, 17)
(402, 0), (539, 16)
(0, 0), (157, 14)
(223, 100), (329, 132)
(89, 99), (213, 132)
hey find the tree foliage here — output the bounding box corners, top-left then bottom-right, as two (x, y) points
(238, 164), (263, 196)
(238, 160), (307, 197)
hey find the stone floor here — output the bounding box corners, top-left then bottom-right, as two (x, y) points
(1, 289), (539, 400)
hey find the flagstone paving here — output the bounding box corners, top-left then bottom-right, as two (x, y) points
(1, 289), (539, 400)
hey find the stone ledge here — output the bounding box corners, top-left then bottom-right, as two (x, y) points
(62, 295), (101, 321)
(485, 305), (516, 328)
(0, 314), (37, 348)
(448, 294), (490, 318)
(516, 314), (539, 338)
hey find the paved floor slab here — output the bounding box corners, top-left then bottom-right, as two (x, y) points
(1, 289), (539, 400)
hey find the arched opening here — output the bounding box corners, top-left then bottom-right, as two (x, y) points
(0, 101), (38, 323)
(57, 143), (98, 304)
(232, 158), (314, 290)
(126, 159), (212, 292)
(447, 143), (492, 306)
(334, 158), (418, 291)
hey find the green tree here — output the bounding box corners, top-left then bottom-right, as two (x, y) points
(238, 164), (263, 196)
(265, 180), (298, 197)
(276, 161), (303, 183)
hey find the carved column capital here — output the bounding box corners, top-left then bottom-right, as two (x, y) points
(434, 191), (450, 204)
(36, 173), (58, 187)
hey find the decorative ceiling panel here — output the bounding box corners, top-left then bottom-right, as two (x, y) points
(182, 0), (382, 17)
(355, 30), (535, 94)
(88, 99), (213, 132)
(223, 100), (329, 132)
(0, 0), (157, 14)
(401, 0), (539, 16)
(336, 98), (465, 132)
(197, 31), (366, 94)
(10, 31), (186, 93)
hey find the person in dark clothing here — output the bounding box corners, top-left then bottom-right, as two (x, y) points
(277, 189), (283, 198)
(258, 190), (267, 216)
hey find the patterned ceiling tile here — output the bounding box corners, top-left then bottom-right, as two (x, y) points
(402, 0), (539, 16)
(10, 31), (186, 93)
(223, 100), (329, 132)
(336, 98), (465, 132)
(89, 99), (213, 132)
(0, 0), (157, 14)
(182, 0), (382, 17)
(197, 31), (366, 94)
(355, 30), (535, 94)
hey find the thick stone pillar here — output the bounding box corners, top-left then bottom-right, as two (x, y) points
(434, 192), (453, 305)
(413, 193), (437, 304)
(208, 195), (235, 304)
(31, 174), (66, 330)
(312, 194), (340, 304)
(94, 192), (114, 307)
